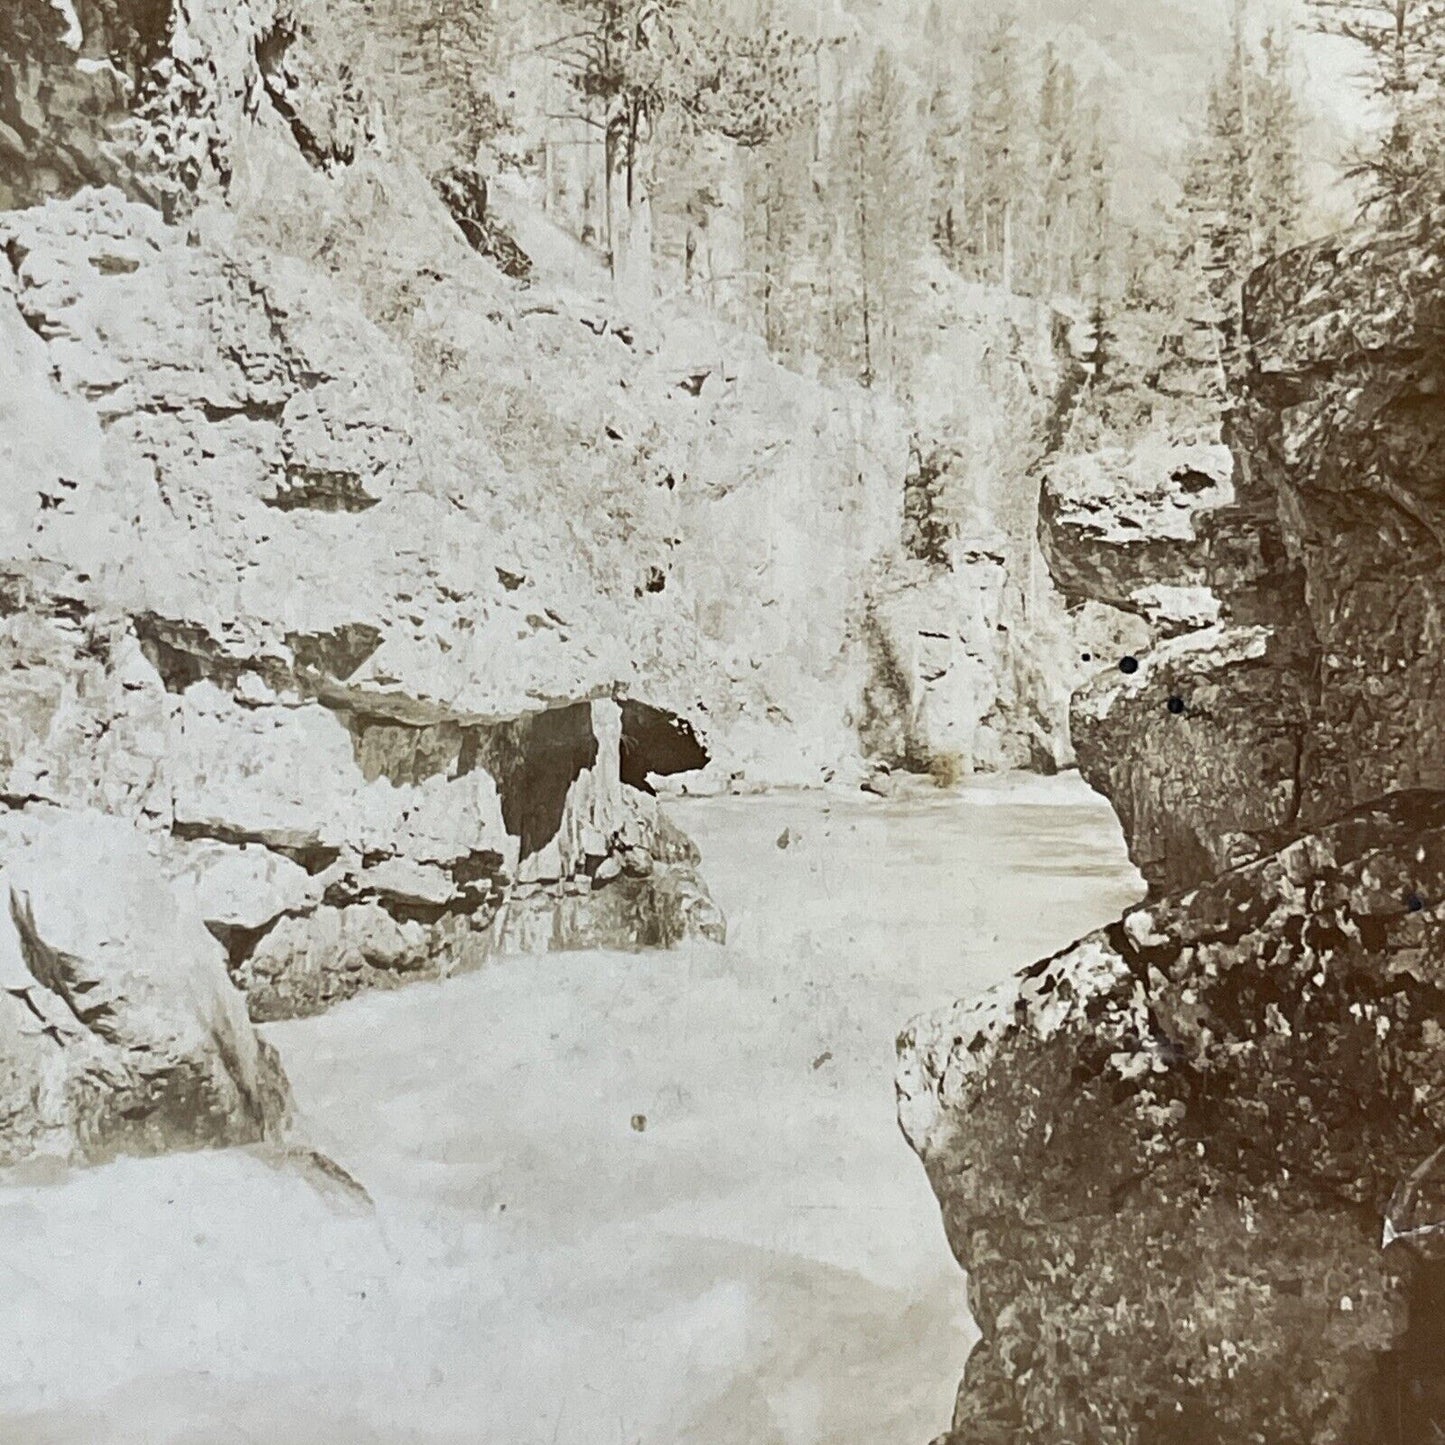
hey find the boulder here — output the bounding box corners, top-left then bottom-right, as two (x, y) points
(899, 792), (1445, 1444)
(0, 808), (289, 1165)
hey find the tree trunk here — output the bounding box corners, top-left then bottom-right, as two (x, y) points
(853, 114), (874, 386)
(1002, 197), (1014, 293)
(615, 103), (653, 306)
(603, 121), (616, 279)
(763, 183), (776, 352)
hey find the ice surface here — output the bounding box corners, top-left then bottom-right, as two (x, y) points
(0, 774), (1141, 1445)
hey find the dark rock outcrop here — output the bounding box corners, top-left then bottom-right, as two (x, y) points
(1063, 209), (1445, 895)
(899, 791), (1445, 1445)
(0, 0), (169, 210)
(1070, 623), (1313, 893)
(903, 211), (1445, 1441)
(433, 165), (531, 281)
(1243, 219), (1445, 822)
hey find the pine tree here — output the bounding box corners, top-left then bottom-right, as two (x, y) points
(924, 79), (968, 268)
(675, 16), (817, 148)
(545, 0), (680, 282)
(545, 0), (817, 291)
(360, 0), (505, 173)
(1255, 26), (1305, 254)
(832, 49), (928, 388)
(1080, 110), (1116, 389)
(966, 12), (1027, 289)
(1304, 0), (1445, 210)
(1306, 0), (1444, 96)
(741, 119), (818, 357)
(1033, 43), (1082, 296)
(1183, 4), (1305, 372)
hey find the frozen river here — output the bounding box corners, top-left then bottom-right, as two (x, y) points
(0, 774), (1141, 1445)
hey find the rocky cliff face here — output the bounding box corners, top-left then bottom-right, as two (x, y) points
(0, 174), (725, 1026)
(0, 0), (747, 1162)
(1049, 212), (1445, 897)
(902, 210), (1445, 1440)
(862, 287), (1093, 779)
(1038, 375), (1312, 895)
(0, 0), (1089, 1167)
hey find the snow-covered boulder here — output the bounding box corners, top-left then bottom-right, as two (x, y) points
(0, 808), (290, 1165)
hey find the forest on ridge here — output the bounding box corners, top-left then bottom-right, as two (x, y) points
(331, 0), (1443, 415)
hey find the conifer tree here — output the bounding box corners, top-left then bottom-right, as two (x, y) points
(924, 79), (969, 268)
(1305, 0), (1445, 211)
(360, 0), (505, 172)
(1256, 26), (1305, 255)
(1081, 110), (1116, 389)
(546, 0), (816, 290)
(966, 12), (1027, 289)
(1184, 3), (1306, 370)
(832, 49), (928, 388)
(1033, 43), (1083, 297)
(741, 118), (818, 357)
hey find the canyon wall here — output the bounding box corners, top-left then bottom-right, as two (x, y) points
(902, 210), (1445, 1440)
(0, 0), (1087, 1164)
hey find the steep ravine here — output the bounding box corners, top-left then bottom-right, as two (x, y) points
(901, 211), (1445, 1441)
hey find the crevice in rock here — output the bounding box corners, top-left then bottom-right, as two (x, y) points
(343, 702), (602, 858)
(362, 888), (501, 930)
(346, 713), (471, 787)
(135, 614), (383, 697)
(433, 165), (533, 281)
(134, 614), (280, 694)
(284, 623), (382, 684)
(170, 819), (341, 876)
(204, 914), (286, 973)
(199, 397), (287, 424)
(471, 702), (599, 858)
(264, 467), (380, 513)
(253, 17), (351, 172)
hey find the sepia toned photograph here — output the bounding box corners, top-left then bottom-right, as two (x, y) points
(0, 0), (1442, 1440)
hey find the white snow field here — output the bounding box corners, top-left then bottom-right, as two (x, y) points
(0, 774), (1141, 1445)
